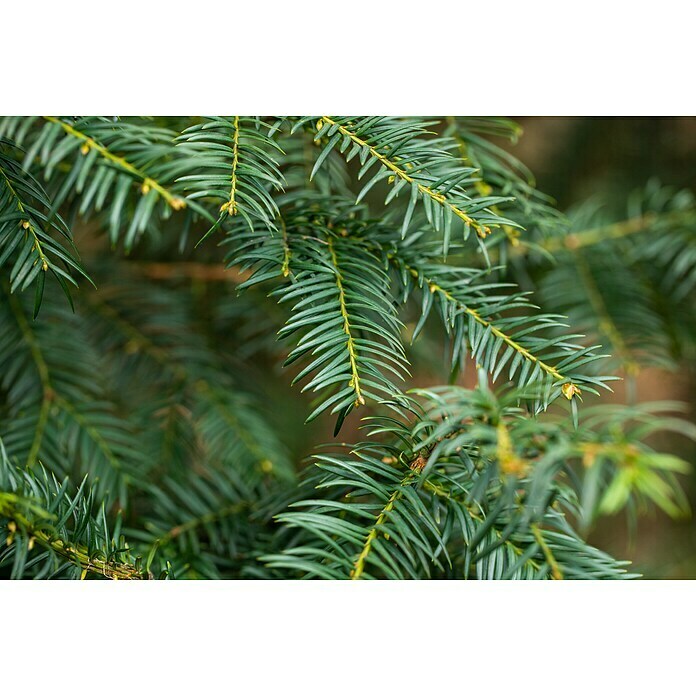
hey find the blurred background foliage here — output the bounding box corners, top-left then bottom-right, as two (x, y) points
(497, 117), (696, 577)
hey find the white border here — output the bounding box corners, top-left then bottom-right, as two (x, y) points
(2, 580), (693, 694)
(4, 1), (695, 114)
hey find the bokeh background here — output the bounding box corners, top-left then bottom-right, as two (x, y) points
(493, 117), (696, 577)
(514, 117), (696, 212)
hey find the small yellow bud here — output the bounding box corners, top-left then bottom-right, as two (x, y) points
(260, 459), (273, 474)
(169, 197), (187, 211)
(80, 568), (88, 580)
(499, 455), (528, 476)
(504, 226), (521, 247)
(28, 537), (35, 551)
(7, 521), (16, 533)
(582, 443), (601, 469)
(497, 422), (530, 477)
(562, 383), (582, 400)
(141, 182), (151, 195)
(388, 176), (395, 185)
(22, 220), (30, 229)
(42, 260), (48, 271)
(316, 119), (324, 131)
(80, 143), (90, 155)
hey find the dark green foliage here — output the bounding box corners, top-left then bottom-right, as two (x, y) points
(0, 117), (212, 250)
(536, 182), (696, 374)
(0, 440), (145, 579)
(0, 116), (694, 580)
(174, 116), (284, 236)
(299, 116), (520, 249)
(267, 383), (691, 580)
(0, 138), (88, 312)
